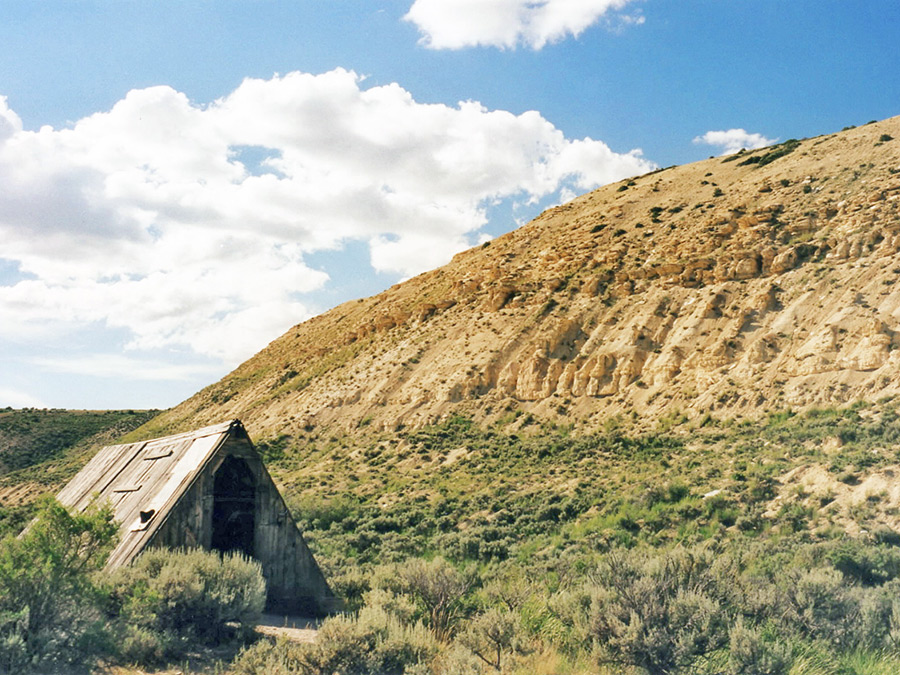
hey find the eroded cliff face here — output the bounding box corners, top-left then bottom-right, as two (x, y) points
(151, 118), (900, 438)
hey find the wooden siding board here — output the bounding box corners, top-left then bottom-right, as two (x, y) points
(57, 441), (146, 511)
(116, 433), (230, 566)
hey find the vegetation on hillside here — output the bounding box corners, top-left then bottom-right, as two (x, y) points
(230, 399), (900, 673)
(0, 408), (159, 539)
(233, 539), (900, 674)
(275, 400), (900, 574)
(6, 400), (900, 672)
(0, 408), (159, 477)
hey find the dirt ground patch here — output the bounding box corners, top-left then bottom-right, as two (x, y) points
(96, 616), (319, 674)
(767, 463), (900, 535)
(254, 613), (320, 644)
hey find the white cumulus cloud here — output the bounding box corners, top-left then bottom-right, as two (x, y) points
(31, 354), (221, 382)
(0, 387), (46, 408)
(405, 0), (642, 50)
(693, 129), (777, 156)
(0, 96), (22, 141)
(0, 69), (653, 368)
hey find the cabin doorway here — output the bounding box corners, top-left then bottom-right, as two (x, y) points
(211, 456), (256, 557)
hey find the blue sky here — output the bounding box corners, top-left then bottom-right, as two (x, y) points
(0, 1), (898, 410)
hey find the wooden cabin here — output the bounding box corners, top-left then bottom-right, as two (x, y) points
(56, 419), (337, 614)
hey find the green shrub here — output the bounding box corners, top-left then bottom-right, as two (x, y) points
(727, 617), (790, 675)
(231, 606), (438, 675)
(387, 557), (475, 641)
(779, 566), (859, 647)
(106, 547), (266, 661)
(328, 567), (371, 613)
(0, 608), (29, 674)
(0, 497), (117, 673)
(738, 139), (801, 167)
(855, 581), (898, 650)
(319, 606), (437, 674)
(828, 541), (900, 586)
(0, 504), (36, 541)
(589, 545), (736, 674)
(458, 608), (522, 671)
(117, 624), (166, 665)
(230, 637), (307, 675)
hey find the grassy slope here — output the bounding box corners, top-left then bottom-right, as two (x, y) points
(0, 408), (161, 474)
(4, 403), (900, 673)
(218, 400), (900, 673)
(7, 399), (896, 575)
(260, 399), (900, 586)
(0, 408), (160, 537)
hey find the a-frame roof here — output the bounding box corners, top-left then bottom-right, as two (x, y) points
(57, 419), (244, 568)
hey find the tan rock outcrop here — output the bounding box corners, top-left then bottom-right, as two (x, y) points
(146, 115), (900, 438)
(771, 248), (798, 274)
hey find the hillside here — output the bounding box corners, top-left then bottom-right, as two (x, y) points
(0, 408), (159, 478)
(0, 408), (159, 535)
(140, 117), (900, 442)
(6, 118), (900, 674)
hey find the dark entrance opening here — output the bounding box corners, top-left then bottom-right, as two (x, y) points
(211, 456), (256, 557)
